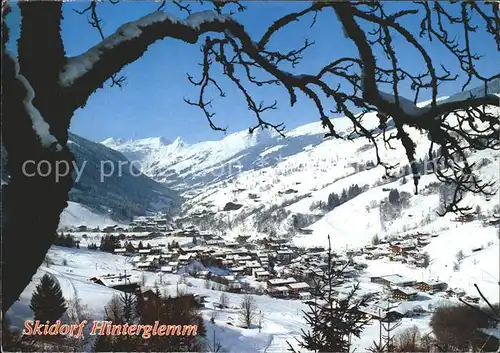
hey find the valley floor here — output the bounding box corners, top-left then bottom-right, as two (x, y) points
(7, 219), (499, 353)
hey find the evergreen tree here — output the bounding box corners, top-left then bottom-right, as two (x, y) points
(138, 241), (144, 250)
(388, 189), (401, 206)
(125, 241), (135, 253)
(64, 234), (75, 247)
(341, 188), (348, 202)
(29, 274), (68, 323)
(53, 233), (77, 248)
(100, 235), (121, 253)
(119, 292), (137, 323)
(111, 235), (120, 249)
(288, 235), (369, 353)
(327, 192), (340, 211)
(99, 235), (110, 252)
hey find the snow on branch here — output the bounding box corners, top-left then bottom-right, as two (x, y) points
(59, 10), (231, 87)
(7, 52), (61, 150)
(184, 10), (231, 30)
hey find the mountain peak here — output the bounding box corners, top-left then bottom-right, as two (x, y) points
(170, 137), (185, 148)
(102, 136), (170, 149)
(139, 136), (171, 147)
(101, 137), (126, 145)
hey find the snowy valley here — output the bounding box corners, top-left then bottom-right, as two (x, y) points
(5, 2), (500, 352)
(6, 98), (500, 352)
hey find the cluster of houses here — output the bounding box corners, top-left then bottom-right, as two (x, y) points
(265, 277), (312, 300)
(83, 223), (455, 305)
(69, 214), (182, 235)
(363, 232), (438, 267)
(76, 212), (491, 311)
(354, 273), (483, 322)
(125, 238), (306, 295)
(370, 274), (447, 300)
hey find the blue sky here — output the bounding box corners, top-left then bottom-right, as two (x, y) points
(7, 2), (499, 144)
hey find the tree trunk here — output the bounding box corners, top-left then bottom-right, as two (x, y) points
(2, 52), (75, 314)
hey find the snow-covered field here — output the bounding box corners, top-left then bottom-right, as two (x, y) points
(58, 202), (123, 229)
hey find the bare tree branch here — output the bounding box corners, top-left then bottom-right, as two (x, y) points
(73, 1), (126, 88)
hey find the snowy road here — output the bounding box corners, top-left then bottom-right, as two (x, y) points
(264, 334), (298, 353)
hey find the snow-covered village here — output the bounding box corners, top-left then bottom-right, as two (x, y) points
(2, 1), (500, 352)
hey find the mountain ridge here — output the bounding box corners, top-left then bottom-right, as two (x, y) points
(102, 80), (500, 196)
(67, 132), (180, 222)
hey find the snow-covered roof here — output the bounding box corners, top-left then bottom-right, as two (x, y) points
(380, 274), (415, 285)
(358, 305), (386, 318)
(421, 279), (446, 286)
(268, 277), (297, 286)
(288, 282), (310, 290)
(97, 275), (139, 287)
(273, 286), (289, 292)
(235, 255), (252, 260)
(394, 287), (418, 296)
(255, 271), (270, 276)
(136, 261), (151, 267)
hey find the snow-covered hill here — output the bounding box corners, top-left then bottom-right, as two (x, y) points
(69, 133), (180, 218)
(103, 98), (499, 249)
(2, 134), (180, 226)
(58, 201), (125, 229)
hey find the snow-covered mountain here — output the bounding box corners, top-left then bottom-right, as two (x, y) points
(102, 128), (290, 192)
(2, 133), (180, 228)
(67, 133), (180, 223)
(102, 101), (499, 246)
(100, 96), (461, 195)
(102, 136), (172, 163)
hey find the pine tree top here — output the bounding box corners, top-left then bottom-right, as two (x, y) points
(29, 274), (68, 323)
